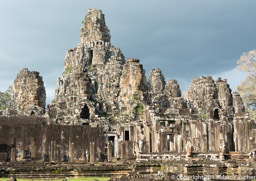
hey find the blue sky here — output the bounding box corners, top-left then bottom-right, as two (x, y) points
(0, 0), (255, 103)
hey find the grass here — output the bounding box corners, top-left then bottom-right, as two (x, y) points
(0, 177), (110, 181)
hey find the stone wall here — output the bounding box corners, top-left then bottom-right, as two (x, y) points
(119, 58), (147, 114)
(0, 116), (105, 162)
(4, 9), (255, 165)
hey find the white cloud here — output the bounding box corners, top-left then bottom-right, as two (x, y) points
(212, 69), (247, 92)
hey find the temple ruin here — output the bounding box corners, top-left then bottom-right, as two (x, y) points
(1, 8), (256, 180)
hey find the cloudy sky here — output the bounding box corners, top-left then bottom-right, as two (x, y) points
(0, 0), (255, 103)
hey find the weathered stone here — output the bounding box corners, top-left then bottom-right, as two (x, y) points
(7, 68), (46, 116)
(80, 8), (111, 44)
(90, 142), (95, 163)
(49, 9), (125, 123)
(3, 9), (255, 177)
(119, 58), (147, 113)
(233, 92), (245, 114)
(148, 69), (165, 101)
(164, 79), (181, 98)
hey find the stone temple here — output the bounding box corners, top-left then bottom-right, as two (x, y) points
(1, 9), (256, 180)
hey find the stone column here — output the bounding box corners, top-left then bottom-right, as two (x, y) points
(10, 147), (16, 162)
(121, 142), (125, 161)
(186, 141), (192, 159)
(50, 141), (55, 162)
(31, 138), (36, 160)
(170, 141), (174, 152)
(69, 142), (74, 162)
(125, 141), (129, 159)
(107, 141), (112, 162)
(90, 142), (95, 163)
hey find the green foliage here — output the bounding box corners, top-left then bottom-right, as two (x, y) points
(138, 102), (144, 114)
(198, 113), (208, 120)
(132, 102), (144, 115)
(66, 66), (71, 74)
(0, 86), (12, 110)
(90, 63), (93, 70)
(132, 94), (136, 103)
(82, 16), (90, 26)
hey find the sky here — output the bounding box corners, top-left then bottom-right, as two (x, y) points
(0, 0), (255, 103)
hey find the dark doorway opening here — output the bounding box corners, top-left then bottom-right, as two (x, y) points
(150, 133), (152, 153)
(80, 104), (90, 119)
(109, 136), (115, 142)
(0, 144), (11, 162)
(213, 109), (220, 119)
(125, 131), (129, 141)
(89, 50), (93, 66)
(31, 111), (35, 116)
(24, 150), (31, 159)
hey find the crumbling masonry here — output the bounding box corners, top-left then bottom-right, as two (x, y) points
(2, 9), (256, 168)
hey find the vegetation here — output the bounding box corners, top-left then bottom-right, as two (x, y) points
(132, 102), (144, 115)
(199, 113), (208, 120)
(0, 86), (12, 110)
(237, 49), (256, 118)
(132, 94), (135, 103)
(66, 66), (72, 74)
(137, 102), (144, 114)
(90, 63), (93, 70)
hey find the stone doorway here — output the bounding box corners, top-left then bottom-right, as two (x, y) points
(125, 131), (129, 141)
(89, 50), (93, 66)
(80, 104), (90, 119)
(150, 132), (152, 153)
(0, 144), (11, 162)
(213, 109), (220, 119)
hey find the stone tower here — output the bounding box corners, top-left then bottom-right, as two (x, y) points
(49, 9), (128, 124)
(7, 68), (46, 116)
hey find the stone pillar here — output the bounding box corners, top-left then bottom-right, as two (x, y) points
(177, 135), (182, 153)
(186, 142), (192, 159)
(219, 143), (226, 161)
(121, 142), (125, 161)
(90, 142), (95, 163)
(107, 141), (112, 162)
(130, 126), (135, 142)
(10, 147), (16, 162)
(125, 141), (129, 159)
(69, 142), (74, 162)
(50, 141), (56, 162)
(170, 141), (174, 152)
(31, 138), (36, 159)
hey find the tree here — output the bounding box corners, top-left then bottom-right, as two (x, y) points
(237, 49), (256, 117)
(0, 86), (12, 110)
